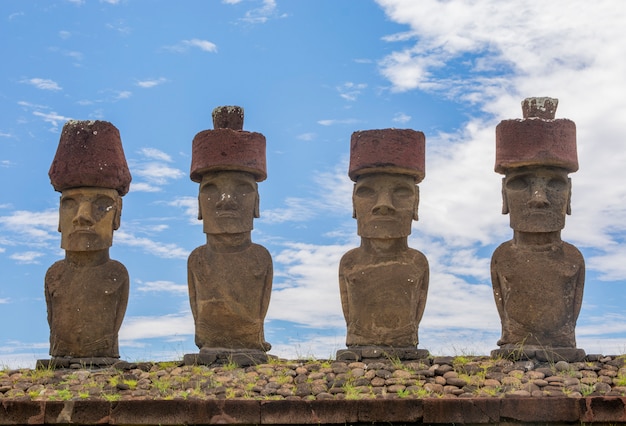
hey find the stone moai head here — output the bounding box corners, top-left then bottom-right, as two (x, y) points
(349, 129), (425, 239)
(190, 106), (266, 235)
(495, 97), (578, 233)
(49, 120), (131, 251)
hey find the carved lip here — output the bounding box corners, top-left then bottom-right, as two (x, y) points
(215, 211), (239, 218)
(71, 228), (96, 234)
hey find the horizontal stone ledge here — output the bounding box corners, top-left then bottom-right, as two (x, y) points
(1, 397), (626, 425)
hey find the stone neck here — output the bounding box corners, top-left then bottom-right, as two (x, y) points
(360, 237), (409, 256)
(513, 230), (562, 247)
(206, 232), (252, 253)
(64, 249), (110, 266)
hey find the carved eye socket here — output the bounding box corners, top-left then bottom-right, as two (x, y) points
(61, 197), (77, 210)
(236, 183), (254, 196)
(547, 177), (567, 191)
(355, 186), (375, 198)
(393, 186), (413, 198)
(94, 196), (114, 215)
(506, 176), (528, 191)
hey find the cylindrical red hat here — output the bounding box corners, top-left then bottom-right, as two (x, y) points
(49, 120), (132, 196)
(190, 106), (267, 183)
(495, 97), (578, 174)
(348, 128), (425, 182)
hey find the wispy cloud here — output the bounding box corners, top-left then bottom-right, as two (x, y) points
(120, 313), (193, 341)
(296, 133), (316, 141)
(136, 78), (168, 89)
(0, 209), (58, 247)
(129, 148), (185, 192)
(317, 118), (362, 126)
(165, 39), (217, 53)
(9, 251), (45, 264)
(136, 280), (188, 294)
(32, 111), (72, 132)
(21, 78), (62, 91)
(392, 112), (411, 124)
(337, 82), (367, 101)
(115, 230), (189, 259)
(240, 0), (286, 24)
(168, 196), (199, 225)
(139, 148), (173, 162)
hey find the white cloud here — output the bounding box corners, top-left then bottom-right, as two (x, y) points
(317, 118), (362, 126)
(114, 230), (189, 259)
(261, 161), (353, 224)
(337, 82), (367, 101)
(166, 39), (217, 53)
(32, 111), (72, 131)
(136, 77), (168, 88)
(136, 280), (188, 294)
(392, 112), (411, 124)
(139, 147), (173, 162)
(119, 313), (193, 341)
(128, 148), (185, 192)
(0, 298), (9, 304)
(241, 0), (283, 24)
(21, 78), (62, 91)
(296, 133), (316, 141)
(58, 30), (71, 39)
(0, 209), (58, 246)
(168, 196), (200, 225)
(10, 251), (45, 264)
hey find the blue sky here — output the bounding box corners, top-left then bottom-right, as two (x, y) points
(1, 0), (625, 368)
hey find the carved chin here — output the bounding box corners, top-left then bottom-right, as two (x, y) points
(62, 233), (112, 251)
(357, 222), (412, 239)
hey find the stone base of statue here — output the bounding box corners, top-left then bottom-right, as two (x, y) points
(36, 357), (129, 370)
(491, 346), (586, 362)
(183, 348), (269, 367)
(336, 346), (430, 362)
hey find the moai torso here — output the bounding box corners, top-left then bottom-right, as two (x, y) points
(188, 243), (272, 350)
(491, 241), (584, 347)
(340, 247), (428, 347)
(45, 259), (129, 357)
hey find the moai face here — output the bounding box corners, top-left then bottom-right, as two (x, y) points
(503, 166), (571, 233)
(59, 187), (121, 251)
(353, 173), (419, 239)
(199, 170), (259, 235)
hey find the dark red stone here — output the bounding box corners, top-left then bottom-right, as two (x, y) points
(49, 120), (132, 196)
(495, 118), (577, 173)
(349, 129), (425, 182)
(190, 128), (267, 182)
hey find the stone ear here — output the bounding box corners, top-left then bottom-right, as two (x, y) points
(254, 192), (260, 219)
(566, 177), (572, 215)
(501, 177), (509, 215)
(197, 196), (202, 221)
(413, 185), (419, 221)
(351, 184), (357, 219)
(113, 197), (122, 231)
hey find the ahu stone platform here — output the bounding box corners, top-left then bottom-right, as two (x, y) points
(2, 355), (626, 425)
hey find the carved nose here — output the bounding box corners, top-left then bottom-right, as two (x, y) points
(527, 189), (550, 208)
(216, 193), (237, 209)
(73, 202), (95, 226)
(372, 194), (395, 215)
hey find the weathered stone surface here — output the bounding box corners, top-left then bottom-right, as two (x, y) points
(495, 98), (577, 173)
(491, 98), (585, 361)
(339, 129), (429, 358)
(212, 105), (244, 131)
(49, 120), (131, 196)
(188, 106), (272, 359)
(190, 107), (266, 182)
(44, 122), (131, 361)
(348, 128), (425, 182)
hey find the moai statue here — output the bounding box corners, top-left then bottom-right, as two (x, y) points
(184, 106), (272, 367)
(491, 97), (585, 362)
(336, 129), (430, 362)
(41, 120), (131, 369)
